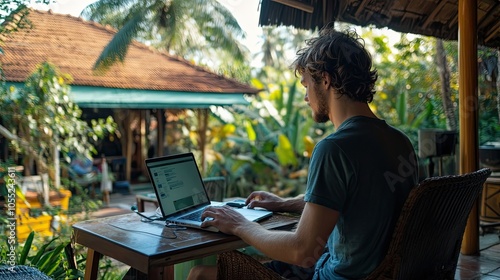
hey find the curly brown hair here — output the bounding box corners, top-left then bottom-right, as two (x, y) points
(292, 24), (378, 103)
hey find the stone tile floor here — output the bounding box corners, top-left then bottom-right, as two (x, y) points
(456, 238), (500, 279)
(89, 183), (500, 280)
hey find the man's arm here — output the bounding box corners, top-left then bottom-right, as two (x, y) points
(201, 202), (338, 267)
(246, 192), (306, 213)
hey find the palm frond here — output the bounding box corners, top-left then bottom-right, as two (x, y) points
(18, 231), (34, 265)
(210, 0), (246, 36)
(159, 0), (181, 50)
(81, 0), (137, 20)
(189, 0), (247, 62)
(0, 4), (31, 35)
(93, 11), (145, 73)
(85, 0), (248, 69)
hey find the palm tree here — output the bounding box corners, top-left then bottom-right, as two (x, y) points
(258, 26), (311, 70)
(81, 0), (249, 73)
(435, 38), (457, 131)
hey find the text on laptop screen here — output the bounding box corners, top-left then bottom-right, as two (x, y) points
(147, 156), (209, 216)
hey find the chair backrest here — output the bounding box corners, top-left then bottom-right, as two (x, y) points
(0, 265), (52, 280)
(203, 176), (226, 201)
(366, 168), (491, 280)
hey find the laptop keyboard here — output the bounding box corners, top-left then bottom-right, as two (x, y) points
(179, 209), (204, 221)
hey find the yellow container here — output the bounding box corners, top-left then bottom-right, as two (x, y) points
(17, 214), (53, 241)
(15, 189), (72, 242)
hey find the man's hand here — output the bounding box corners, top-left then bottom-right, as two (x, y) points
(201, 206), (253, 235)
(245, 191), (284, 211)
(246, 191), (305, 213)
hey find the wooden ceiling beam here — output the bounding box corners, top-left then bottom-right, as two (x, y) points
(383, 0), (398, 22)
(354, 0), (371, 18)
(422, 0), (449, 29)
(396, 0), (413, 23)
(448, 13), (458, 29)
(271, 0), (314, 13)
(484, 20), (500, 43)
(478, 1), (499, 28)
(322, 0), (329, 26)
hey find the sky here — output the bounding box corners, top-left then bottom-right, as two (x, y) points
(29, 0), (263, 54)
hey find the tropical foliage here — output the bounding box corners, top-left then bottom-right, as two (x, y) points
(0, 232), (82, 279)
(0, 230), (126, 279)
(370, 30), (499, 146)
(478, 47), (500, 144)
(0, 62), (116, 190)
(256, 26), (311, 70)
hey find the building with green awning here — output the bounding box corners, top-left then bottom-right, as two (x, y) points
(1, 9), (260, 180)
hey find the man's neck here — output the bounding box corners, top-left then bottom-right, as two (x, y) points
(329, 95), (377, 128)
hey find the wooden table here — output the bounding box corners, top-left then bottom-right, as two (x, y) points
(72, 212), (299, 280)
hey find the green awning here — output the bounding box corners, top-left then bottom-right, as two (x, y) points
(71, 86), (251, 109)
(6, 83), (251, 109)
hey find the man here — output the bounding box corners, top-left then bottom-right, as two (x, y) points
(188, 25), (418, 280)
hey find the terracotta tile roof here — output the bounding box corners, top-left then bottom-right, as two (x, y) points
(0, 9), (259, 94)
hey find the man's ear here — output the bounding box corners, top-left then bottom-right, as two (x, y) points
(321, 72), (331, 89)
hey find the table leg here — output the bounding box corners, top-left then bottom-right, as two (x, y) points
(165, 265), (174, 279)
(84, 248), (101, 280)
(148, 265), (174, 279)
(136, 197), (145, 212)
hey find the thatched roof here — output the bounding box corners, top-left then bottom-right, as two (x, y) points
(259, 0), (500, 48)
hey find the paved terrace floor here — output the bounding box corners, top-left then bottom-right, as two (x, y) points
(87, 183), (500, 280)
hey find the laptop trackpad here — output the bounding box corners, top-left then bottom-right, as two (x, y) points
(235, 208), (272, 222)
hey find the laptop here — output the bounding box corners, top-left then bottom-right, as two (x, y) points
(145, 152), (272, 232)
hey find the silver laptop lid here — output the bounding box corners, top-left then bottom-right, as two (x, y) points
(145, 152), (210, 218)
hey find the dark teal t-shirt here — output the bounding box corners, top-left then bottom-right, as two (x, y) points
(304, 116), (418, 279)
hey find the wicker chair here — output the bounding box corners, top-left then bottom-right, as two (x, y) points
(203, 176), (226, 201)
(0, 265), (52, 280)
(216, 168), (492, 280)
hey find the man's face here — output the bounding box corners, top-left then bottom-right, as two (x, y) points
(301, 72), (330, 123)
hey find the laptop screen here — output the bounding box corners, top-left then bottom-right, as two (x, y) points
(145, 153), (210, 217)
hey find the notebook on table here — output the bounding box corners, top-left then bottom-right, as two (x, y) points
(145, 152), (272, 232)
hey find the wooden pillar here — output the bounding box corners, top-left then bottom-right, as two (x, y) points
(156, 110), (164, 157)
(140, 110), (147, 176)
(124, 111), (135, 183)
(197, 109), (209, 174)
(459, 0), (480, 255)
(117, 109), (140, 183)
